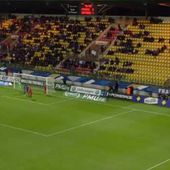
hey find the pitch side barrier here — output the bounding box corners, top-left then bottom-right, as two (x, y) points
(54, 82), (170, 108)
(54, 82), (108, 102)
(0, 75), (14, 86)
(55, 82), (132, 98)
(55, 83), (106, 96)
(54, 82), (134, 102)
(132, 95), (170, 108)
(1, 74), (170, 107)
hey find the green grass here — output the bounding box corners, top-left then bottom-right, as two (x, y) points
(0, 86), (170, 170)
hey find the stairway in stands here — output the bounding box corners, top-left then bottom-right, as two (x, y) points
(98, 17), (170, 86)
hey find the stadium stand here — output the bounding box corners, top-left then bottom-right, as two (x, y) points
(7, 16), (110, 70)
(0, 15), (170, 86)
(98, 17), (170, 86)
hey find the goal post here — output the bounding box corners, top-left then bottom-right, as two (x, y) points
(13, 73), (55, 95)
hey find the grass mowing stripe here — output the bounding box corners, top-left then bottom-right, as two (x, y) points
(146, 159), (170, 170)
(0, 122), (47, 137)
(48, 97), (76, 105)
(47, 110), (134, 137)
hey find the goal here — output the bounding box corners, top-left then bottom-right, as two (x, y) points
(13, 73), (55, 95)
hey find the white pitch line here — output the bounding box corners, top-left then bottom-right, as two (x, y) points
(0, 110), (134, 138)
(1, 95), (76, 106)
(132, 109), (170, 118)
(46, 106), (170, 137)
(1, 95), (48, 106)
(0, 122), (47, 137)
(47, 110), (134, 137)
(146, 159), (170, 170)
(2, 94), (170, 138)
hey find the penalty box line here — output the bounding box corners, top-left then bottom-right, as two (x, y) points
(1, 108), (169, 138)
(46, 110), (134, 137)
(130, 108), (170, 118)
(1, 96), (170, 138)
(1, 95), (49, 106)
(0, 122), (48, 137)
(145, 158), (170, 170)
(1, 95), (73, 106)
(46, 107), (170, 137)
(0, 110), (134, 138)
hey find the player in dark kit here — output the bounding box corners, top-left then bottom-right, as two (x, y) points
(23, 84), (27, 94)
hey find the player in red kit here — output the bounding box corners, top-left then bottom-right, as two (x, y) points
(44, 83), (47, 95)
(28, 86), (32, 97)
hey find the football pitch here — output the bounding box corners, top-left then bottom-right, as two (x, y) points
(0, 87), (170, 170)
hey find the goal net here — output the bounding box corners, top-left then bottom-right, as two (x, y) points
(13, 73), (55, 95)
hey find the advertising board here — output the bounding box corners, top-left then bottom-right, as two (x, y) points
(108, 93), (132, 100)
(158, 88), (170, 95)
(0, 75), (14, 82)
(144, 97), (158, 105)
(20, 79), (44, 86)
(55, 83), (70, 91)
(70, 86), (102, 96)
(64, 92), (106, 102)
